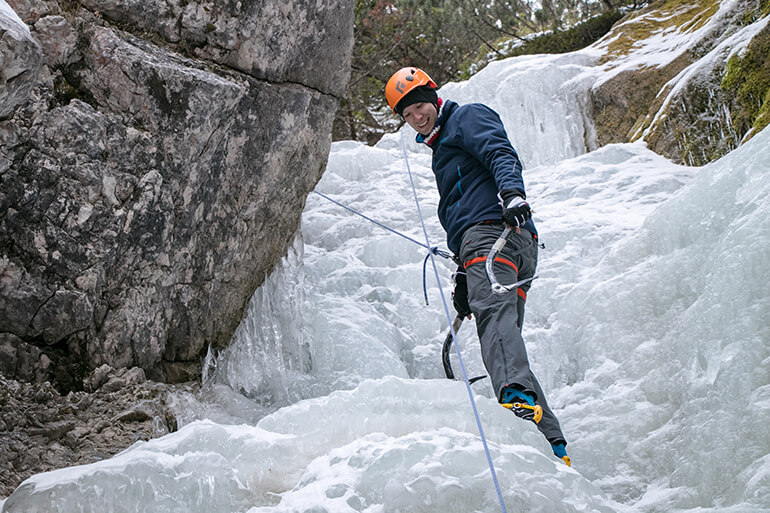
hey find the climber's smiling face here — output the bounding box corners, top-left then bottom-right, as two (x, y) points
(402, 102), (437, 136)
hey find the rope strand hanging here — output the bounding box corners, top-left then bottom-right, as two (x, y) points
(399, 132), (509, 513)
(313, 138), (512, 511)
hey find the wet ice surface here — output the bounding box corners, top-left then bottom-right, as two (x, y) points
(5, 9), (770, 513)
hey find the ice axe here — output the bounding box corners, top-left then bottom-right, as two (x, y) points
(486, 225), (538, 294)
(441, 314), (486, 383)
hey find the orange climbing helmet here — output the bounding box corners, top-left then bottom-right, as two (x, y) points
(385, 67), (437, 114)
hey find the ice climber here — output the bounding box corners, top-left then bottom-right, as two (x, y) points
(385, 67), (570, 466)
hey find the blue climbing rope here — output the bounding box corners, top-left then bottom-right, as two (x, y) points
(312, 190), (452, 305)
(399, 132), (509, 513)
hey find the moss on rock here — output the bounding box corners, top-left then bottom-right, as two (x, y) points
(721, 21), (770, 142)
(754, 88), (770, 134)
(592, 0), (770, 165)
(601, 0), (721, 63)
(591, 0), (724, 153)
(592, 55), (690, 145)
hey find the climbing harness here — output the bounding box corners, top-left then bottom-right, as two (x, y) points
(400, 132), (510, 513)
(441, 314), (486, 383)
(312, 190), (452, 305)
(443, 226), (537, 381)
(486, 225), (538, 294)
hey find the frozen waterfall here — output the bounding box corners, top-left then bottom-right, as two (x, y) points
(4, 25), (770, 513)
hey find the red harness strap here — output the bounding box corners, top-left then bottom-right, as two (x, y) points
(463, 255), (518, 273)
(463, 256), (527, 300)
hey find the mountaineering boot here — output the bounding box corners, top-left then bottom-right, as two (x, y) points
(550, 440), (571, 467)
(501, 386), (543, 424)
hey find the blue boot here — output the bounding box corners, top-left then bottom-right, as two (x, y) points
(551, 441), (571, 467)
(501, 386), (543, 424)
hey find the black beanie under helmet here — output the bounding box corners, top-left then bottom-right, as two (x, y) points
(395, 85), (438, 116)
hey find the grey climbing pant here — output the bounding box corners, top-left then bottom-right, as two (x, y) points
(458, 222), (566, 444)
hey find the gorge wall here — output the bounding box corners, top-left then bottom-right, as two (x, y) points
(1, 0), (354, 388)
(3, 0), (768, 499)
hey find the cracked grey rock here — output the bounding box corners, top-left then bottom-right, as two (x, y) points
(83, 364), (114, 392)
(79, 0), (354, 95)
(0, 3), (42, 119)
(0, 0), (353, 385)
(27, 419), (75, 441)
(113, 399), (160, 423)
(33, 15), (79, 66)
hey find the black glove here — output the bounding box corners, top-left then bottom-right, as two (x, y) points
(499, 189), (532, 227)
(452, 266), (472, 318)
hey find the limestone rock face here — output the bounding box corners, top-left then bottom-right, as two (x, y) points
(0, 2), (41, 119)
(77, 0), (351, 96)
(0, 0), (353, 387)
(590, 0), (767, 165)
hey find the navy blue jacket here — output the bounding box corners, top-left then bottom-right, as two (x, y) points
(417, 100), (537, 255)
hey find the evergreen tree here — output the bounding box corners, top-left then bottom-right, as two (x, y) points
(334, 0), (635, 143)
